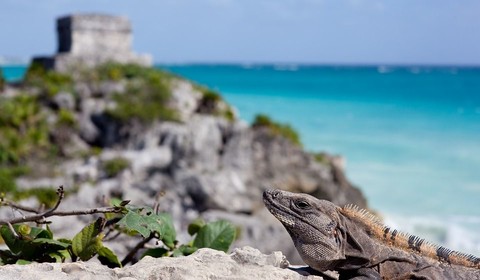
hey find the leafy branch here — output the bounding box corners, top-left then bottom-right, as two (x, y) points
(0, 186), (237, 267)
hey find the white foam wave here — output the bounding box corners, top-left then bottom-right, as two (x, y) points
(383, 214), (480, 256)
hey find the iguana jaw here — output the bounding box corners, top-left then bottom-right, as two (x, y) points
(263, 189), (297, 227)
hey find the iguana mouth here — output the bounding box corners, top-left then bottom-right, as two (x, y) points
(263, 189), (296, 226)
(263, 189), (330, 234)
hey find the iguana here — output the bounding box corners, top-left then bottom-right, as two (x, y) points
(263, 188), (480, 279)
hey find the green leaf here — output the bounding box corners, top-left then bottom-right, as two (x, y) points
(32, 238), (70, 248)
(0, 225), (54, 255)
(30, 227), (52, 239)
(0, 225), (25, 254)
(179, 244), (197, 256)
(142, 247), (169, 258)
(0, 224), (70, 262)
(117, 210), (151, 237)
(110, 197), (123, 207)
(0, 249), (17, 264)
(57, 238), (72, 245)
(48, 251), (66, 263)
(15, 259), (32, 265)
(188, 218), (205, 236)
(72, 218), (106, 261)
(144, 213), (176, 249)
(97, 246), (121, 268)
(117, 208), (176, 248)
(171, 245), (197, 257)
(50, 248), (71, 263)
(193, 220), (236, 252)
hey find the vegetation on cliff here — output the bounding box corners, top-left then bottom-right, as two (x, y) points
(0, 62), (334, 269)
(195, 86), (235, 121)
(0, 62), (244, 267)
(0, 63), (179, 198)
(98, 63), (178, 123)
(252, 114), (302, 146)
(0, 93), (54, 202)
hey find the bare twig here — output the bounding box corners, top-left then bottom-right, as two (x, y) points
(121, 234), (155, 266)
(0, 186), (124, 226)
(0, 207), (124, 225)
(0, 199), (40, 214)
(42, 185), (65, 216)
(6, 222), (19, 238)
(103, 231), (121, 242)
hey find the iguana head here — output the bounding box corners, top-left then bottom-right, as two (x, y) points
(263, 188), (346, 271)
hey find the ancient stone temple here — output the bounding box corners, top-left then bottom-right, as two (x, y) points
(33, 14), (152, 72)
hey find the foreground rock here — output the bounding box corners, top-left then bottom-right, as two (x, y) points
(0, 247), (322, 280)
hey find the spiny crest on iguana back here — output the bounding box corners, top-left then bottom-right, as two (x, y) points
(341, 204), (480, 269)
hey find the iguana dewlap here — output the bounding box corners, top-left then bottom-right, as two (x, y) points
(263, 189), (480, 280)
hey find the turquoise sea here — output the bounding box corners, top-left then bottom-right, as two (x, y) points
(2, 64), (480, 255)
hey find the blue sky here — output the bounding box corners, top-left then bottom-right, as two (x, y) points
(1, 0), (479, 65)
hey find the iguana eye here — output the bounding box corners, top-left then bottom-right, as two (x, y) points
(295, 200), (310, 209)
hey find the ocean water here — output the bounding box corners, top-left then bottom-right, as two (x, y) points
(160, 64), (480, 256)
(2, 64), (480, 255)
(0, 65), (26, 82)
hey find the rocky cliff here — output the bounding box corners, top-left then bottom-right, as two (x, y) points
(0, 62), (366, 266)
(0, 14), (368, 275)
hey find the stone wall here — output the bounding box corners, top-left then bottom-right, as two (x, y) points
(33, 14), (151, 72)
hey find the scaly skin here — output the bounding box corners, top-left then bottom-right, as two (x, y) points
(263, 189), (480, 280)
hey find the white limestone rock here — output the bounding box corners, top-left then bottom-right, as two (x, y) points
(0, 247), (323, 280)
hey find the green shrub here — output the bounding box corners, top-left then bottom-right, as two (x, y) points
(312, 152), (330, 165)
(0, 199), (237, 266)
(0, 93), (56, 195)
(24, 63), (73, 97)
(195, 86), (235, 121)
(197, 89), (221, 114)
(96, 63), (178, 124)
(0, 94), (50, 165)
(223, 108), (235, 122)
(252, 114), (302, 146)
(95, 63), (174, 82)
(13, 187), (58, 208)
(42, 72), (73, 97)
(202, 90), (222, 104)
(56, 109), (77, 127)
(24, 62), (46, 82)
(0, 168), (17, 194)
(252, 114), (273, 127)
(106, 74), (177, 123)
(103, 157), (130, 177)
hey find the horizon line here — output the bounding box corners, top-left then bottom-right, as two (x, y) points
(156, 62), (480, 68)
(1, 61), (480, 68)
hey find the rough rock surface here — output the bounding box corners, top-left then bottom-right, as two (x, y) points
(0, 247), (322, 280)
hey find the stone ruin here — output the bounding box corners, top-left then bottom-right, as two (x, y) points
(33, 14), (152, 72)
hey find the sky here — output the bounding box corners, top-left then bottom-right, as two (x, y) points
(1, 0), (480, 65)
